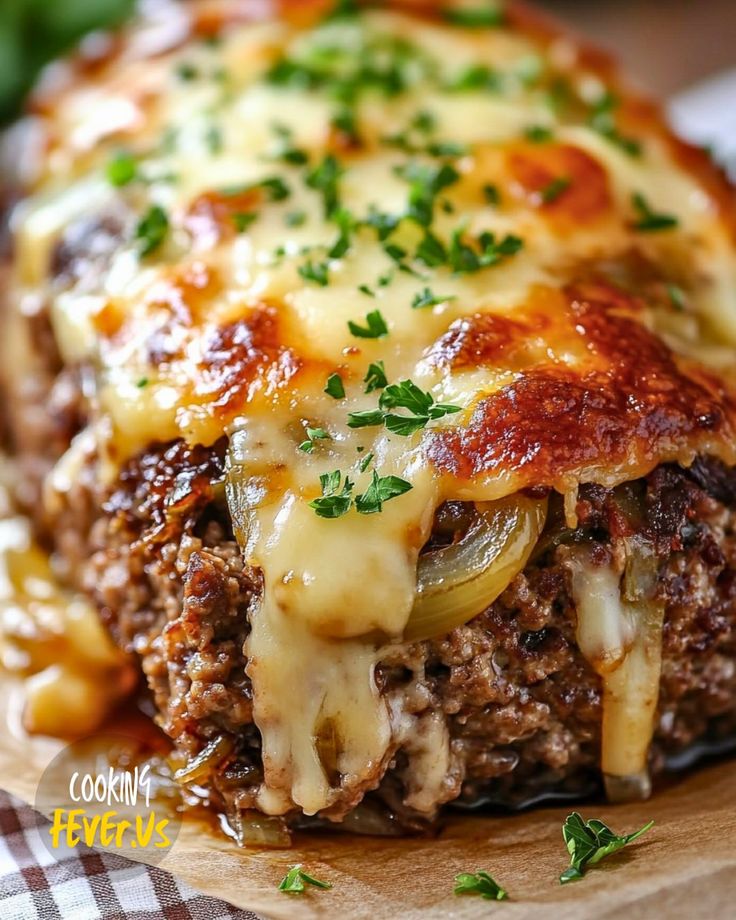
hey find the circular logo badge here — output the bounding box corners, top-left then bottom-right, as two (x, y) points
(35, 732), (183, 869)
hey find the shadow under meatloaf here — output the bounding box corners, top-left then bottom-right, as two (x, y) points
(14, 344), (736, 830)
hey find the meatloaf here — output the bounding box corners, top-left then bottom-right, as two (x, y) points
(2, 0), (736, 839)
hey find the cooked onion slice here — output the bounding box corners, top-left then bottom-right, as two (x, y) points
(174, 734), (234, 785)
(404, 495), (547, 642)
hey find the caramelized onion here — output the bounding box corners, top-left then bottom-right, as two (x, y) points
(230, 809), (292, 848)
(404, 495), (547, 642)
(173, 734), (234, 785)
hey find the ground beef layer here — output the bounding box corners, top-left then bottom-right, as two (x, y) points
(27, 428), (736, 831)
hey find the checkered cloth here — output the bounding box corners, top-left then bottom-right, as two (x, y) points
(0, 791), (259, 920)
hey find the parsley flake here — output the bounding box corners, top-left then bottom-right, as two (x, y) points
(270, 123), (309, 165)
(309, 472), (354, 519)
(232, 212), (258, 233)
(483, 183), (501, 205)
(306, 154), (343, 217)
(347, 408), (386, 429)
(448, 228), (523, 273)
(135, 205), (169, 257)
(447, 64), (502, 93)
(358, 451), (374, 473)
(559, 813), (654, 884)
(348, 309), (389, 339)
(355, 471), (413, 514)
(540, 175), (571, 203)
(364, 361), (388, 393)
(324, 373), (345, 399)
(442, 3), (505, 28)
(454, 871), (508, 901)
(631, 192), (678, 232)
(299, 259), (331, 286)
(412, 287), (456, 309)
(278, 864), (332, 894)
(397, 161), (460, 228)
(299, 427), (331, 453)
(667, 283), (687, 312)
(285, 210), (307, 227)
(106, 152), (138, 187)
(525, 124), (553, 143)
(589, 92), (642, 157)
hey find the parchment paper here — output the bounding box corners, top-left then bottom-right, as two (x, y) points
(1, 677), (734, 920)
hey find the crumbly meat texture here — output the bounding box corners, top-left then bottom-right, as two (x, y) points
(27, 399), (736, 827)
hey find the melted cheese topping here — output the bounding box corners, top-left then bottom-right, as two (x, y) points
(5, 0), (736, 814)
(569, 550), (664, 799)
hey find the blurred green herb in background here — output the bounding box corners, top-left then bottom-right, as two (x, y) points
(0, 0), (135, 123)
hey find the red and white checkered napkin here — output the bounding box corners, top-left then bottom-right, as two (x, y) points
(0, 791), (260, 920)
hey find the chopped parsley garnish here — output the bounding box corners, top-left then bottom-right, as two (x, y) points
(270, 124), (309, 165)
(447, 64), (502, 93)
(205, 124), (224, 154)
(415, 232), (448, 268)
(306, 154), (343, 217)
(358, 283), (375, 297)
(309, 471), (354, 519)
(454, 871), (508, 901)
(358, 451), (374, 473)
(259, 176), (291, 201)
(483, 183), (501, 205)
(106, 151), (137, 187)
(448, 228), (523, 273)
(524, 124), (553, 143)
(266, 31), (429, 105)
(327, 207), (356, 259)
(354, 471), (413, 514)
(364, 208), (400, 242)
(559, 813), (654, 884)
(588, 92), (642, 157)
(397, 161), (460, 228)
(175, 61), (199, 82)
(278, 864), (332, 893)
(298, 427), (331, 453)
(363, 360), (388, 393)
(347, 408), (386, 429)
(667, 283), (687, 312)
(331, 107), (360, 144)
(136, 377), (149, 389)
(631, 192), (678, 232)
(380, 379), (462, 434)
(309, 467), (412, 517)
(285, 210), (307, 227)
(442, 3), (505, 28)
(540, 176), (571, 203)
(324, 373), (345, 399)
(231, 212), (258, 233)
(412, 287), (456, 309)
(348, 309), (389, 339)
(348, 380), (461, 435)
(298, 259), (331, 286)
(220, 176), (291, 201)
(135, 205), (169, 257)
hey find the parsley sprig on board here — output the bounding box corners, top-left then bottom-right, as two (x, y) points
(453, 871), (508, 900)
(559, 813), (654, 884)
(278, 864), (332, 894)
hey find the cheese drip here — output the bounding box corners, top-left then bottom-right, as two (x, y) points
(228, 425), (439, 815)
(569, 550), (664, 802)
